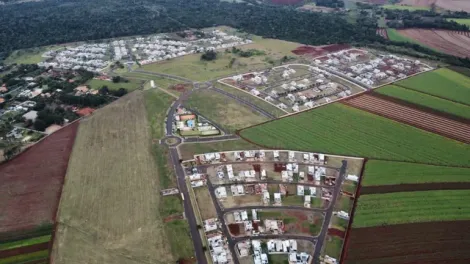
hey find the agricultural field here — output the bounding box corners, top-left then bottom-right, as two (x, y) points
(399, 0), (470, 12)
(386, 29), (428, 48)
(178, 139), (258, 160)
(396, 29), (470, 58)
(0, 122), (78, 235)
(448, 18), (470, 27)
(382, 4), (430, 10)
(397, 68), (470, 105)
(344, 221), (470, 264)
(343, 93), (470, 143)
(362, 160), (470, 186)
(353, 190), (470, 227)
(141, 35), (301, 81)
(86, 78), (143, 91)
(185, 89), (269, 132)
(52, 91), (190, 264)
(375, 85), (470, 119)
(239, 103), (470, 166)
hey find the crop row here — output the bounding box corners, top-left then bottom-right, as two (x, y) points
(352, 189), (470, 228)
(240, 103), (470, 166)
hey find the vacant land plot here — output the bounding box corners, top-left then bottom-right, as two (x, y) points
(396, 29), (470, 58)
(362, 160), (470, 186)
(0, 122), (78, 235)
(376, 85), (470, 119)
(397, 68), (470, 105)
(52, 92), (177, 264)
(194, 188), (217, 219)
(179, 139), (258, 160)
(4, 45), (62, 65)
(86, 78), (143, 92)
(323, 236), (343, 260)
(141, 37), (300, 81)
(344, 221), (470, 264)
(353, 190), (470, 227)
(343, 93), (470, 143)
(186, 90), (268, 132)
(239, 103), (470, 166)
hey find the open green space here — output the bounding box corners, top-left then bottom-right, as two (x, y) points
(239, 103), (470, 166)
(86, 78), (143, 92)
(362, 160), (470, 186)
(323, 236), (343, 260)
(141, 37), (300, 81)
(185, 89), (268, 132)
(4, 45), (62, 65)
(376, 85), (470, 119)
(0, 250), (49, 264)
(216, 83), (287, 117)
(447, 18), (470, 27)
(353, 190), (470, 227)
(179, 139), (258, 160)
(382, 4), (429, 11)
(397, 68), (470, 105)
(0, 235), (51, 250)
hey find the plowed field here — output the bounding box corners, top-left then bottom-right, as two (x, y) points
(400, 0), (470, 12)
(397, 29), (470, 58)
(0, 123), (79, 234)
(343, 94), (470, 143)
(344, 221), (470, 264)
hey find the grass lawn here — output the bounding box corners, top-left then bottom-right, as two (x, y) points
(141, 38), (300, 81)
(268, 254), (288, 264)
(353, 190), (470, 227)
(362, 160), (470, 186)
(179, 139), (258, 160)
(239, 103), (470, 166)
(382, 4), (429, 11)
(4, 45), (62, 65)
(0, 250), (49, 264)
(375, 85), (470, 119)
(0, 235), (51, 250)
(447, 18), (470, 27)
(185, 90), (268, 132)
(397, 68), (470, 105)
(86, 78), (143, 91)
(216, 82), (287, 117)
(323, 236), (343, 259)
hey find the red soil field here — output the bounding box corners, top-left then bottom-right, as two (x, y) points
(361, 182), (470, 194)
(376, 28), (389, 39)
(344, 220), (470, 264)
(343, 94), (470, 144)
(0, 242), (49, 258)
(397, 29), (470, 58)
(0, 122), (79, 234)
(291, 44), (351, 56)
(270, 0), (303, 4)
(328, 228), (345, 238)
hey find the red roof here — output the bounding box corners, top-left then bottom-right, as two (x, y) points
(76, 107), (95, 116)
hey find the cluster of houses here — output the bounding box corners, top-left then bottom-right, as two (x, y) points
(202, 218), (234, 264)
(315, 49), (433, 87)
(40, 44), (110, 72)
(173, 107), (220, 137)
(237, 239), (311, 264)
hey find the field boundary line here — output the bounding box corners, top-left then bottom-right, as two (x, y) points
(339, 158), (368, 263)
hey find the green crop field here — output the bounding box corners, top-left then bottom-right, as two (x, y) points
(387, 29), (420, 44)
(0, 235), (51, 250)
(86, 78), (143, 91)
(353, 190), (470, 227)
(447, 18), (470, 27)
(382, 4), (429, 11)
(397, 68), (470, 105)
(376, 85), (470, 119)
(0, 250), (49, 264)
(362, 160), (470, 186)
(239, 103), (470, 166)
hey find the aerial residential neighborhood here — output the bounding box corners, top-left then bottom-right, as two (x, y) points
(1, 1), (470, 264)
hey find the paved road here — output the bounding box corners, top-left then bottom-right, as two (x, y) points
(223, 205), (326, 214)
(233, 234), (317, 244)
(169, 147), (208, 264)
(313, 160), (348, 261)
(196, 161), (340, 171)
(133, 70), (193, 83)
(210, 86), (277, 120)
(213, 179), (335, 189)
(184, 135), (239, 143)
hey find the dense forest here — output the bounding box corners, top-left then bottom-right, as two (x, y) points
(0, 0), (469, 67)
(384, 9), (470, 31)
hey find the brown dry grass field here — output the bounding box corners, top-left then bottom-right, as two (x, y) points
(194, 187), (217, 220)
(52, 92), (174, 264)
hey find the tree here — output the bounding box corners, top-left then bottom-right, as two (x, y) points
(99, 85), (109, 95)
(3, 143), (22, 160)
(111, 88), (128, 97)
(201, 50), (217, 61)
(33, 119), (47, 131)
(112, 76), (121, 83)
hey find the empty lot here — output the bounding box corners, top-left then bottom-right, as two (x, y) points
(52, 92), (174, 264)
